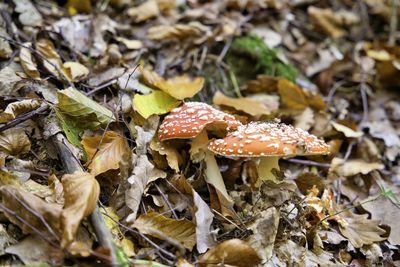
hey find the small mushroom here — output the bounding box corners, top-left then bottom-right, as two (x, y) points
(208, 122), (330, 183)
(158, 102), (242, 203)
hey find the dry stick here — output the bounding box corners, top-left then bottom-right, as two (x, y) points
(0, 105), (49, 133)
(284, 158), (331, 168)
(154, 184), (178, 219)
(51, 133), (118, 266)
(389, 0), (399, 45)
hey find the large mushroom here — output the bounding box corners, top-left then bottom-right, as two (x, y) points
(158, 102), (242, 204)
(208, 122), (330, 183)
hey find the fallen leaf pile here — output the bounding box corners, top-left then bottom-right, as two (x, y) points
(0, 0), (399, 266)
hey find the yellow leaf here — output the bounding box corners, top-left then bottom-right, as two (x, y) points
(278, 79), (308, 110)
(213, 91), (278, 117)
(142, 69), (204, 100)
(199, 239), (261, 267)
(65, 0), (92, 15)
(150, 138), (181, 172)
(61, 172), (100, 247)
(62, 62), (89, 82)
(127, 0), (160, 22)
(81, 131), (130, 176)
(115, 37), (143, 50)
(19, 44), (40, 80)
(0, 99), (41, 123)
(366, 49), (392, 61)
(133, 211), (196, 250)
(331, 122), (363, 138)
(0, 128), (31, 156)
(133, 90), (181, 119)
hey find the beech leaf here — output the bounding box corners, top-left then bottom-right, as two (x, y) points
(199, 239), (261, 267)
(19, 45), (40, 80)
(57, 87), (115, 129)
(60, 172), (100, 247)
(133, 90), (181, 119)
(0, 128), (31, 156)
(142, 69), (204, 100)
(133, 211), (196, 250)
(330, 158), (384, 177)
(0, 99), (41, 123)
(81, 131), (130, 176)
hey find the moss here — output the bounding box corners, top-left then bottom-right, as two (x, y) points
(226, 35), (298, 84)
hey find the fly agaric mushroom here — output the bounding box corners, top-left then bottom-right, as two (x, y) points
(208, 122), (330, 183)
(158, 102), (242, 203)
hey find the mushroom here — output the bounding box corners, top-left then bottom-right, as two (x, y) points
(208, 122), (330, 183)
(158, 102), (242, 203)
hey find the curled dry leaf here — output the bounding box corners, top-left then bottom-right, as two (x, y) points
(57, 87), (115, 129)
(330, 158), (384, 177)
(331, 122), (363, 138)
(0, 99), (41, 123)
(199, 239), (261, 267)
(115, 37), (143, 50)
(133, 90), (181, 119)
(36, 39), (63, 79)
(0, 184), (62, 238)
(81, 131), (130, 176)
(142, 69), (204, 100)
(338, 211), (386, 248)
(278, 79), (326, 111)
(127, 0), (160, 22)
(0, 128), (31, 156)
(19, 44), (40, 80)
(308, 6), (360, 38)
(147, 22), (211, 44)
(213, 91), (278, 117)
(150, 138), (181, 172)
(62, 62), (89, 82)
(61, 172), (100, 247)
(133, 211), (196, 251)
(126, 154), (166, 222)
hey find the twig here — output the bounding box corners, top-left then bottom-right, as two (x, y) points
(284, 158), (331, 168)
(360, 82), (369, 125)
(389, 0), (399, 45)
(51, 133), (118, 266)
(101, 211), (176, 263)
(0, 105), (49, 133)
(154, 184), (178, 219)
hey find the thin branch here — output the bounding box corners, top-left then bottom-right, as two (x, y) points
(284, 158), (331, 168)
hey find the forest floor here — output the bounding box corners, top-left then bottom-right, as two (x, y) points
(0, 0), (399, 266)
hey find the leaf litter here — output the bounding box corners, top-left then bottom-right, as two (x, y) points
(0, 0), (399, 266)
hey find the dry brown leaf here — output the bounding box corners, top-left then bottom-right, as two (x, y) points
(36, 39), (63, 79)
(142, 69), (204, 100)
(81, 131), (130, 176)
(247, 207), (279, 261)
(60, 172), (100, 247)
(330, 158), (384, 177)
(133, 211), (196, 250)
(147, 22), (211, 44)
(199, 239), (261, 267)
(19, 45), (40, 80)
(0, 185), (62, 238)
(0, 99), (41, 123)
(115, 37), (143, 50)
(338, 211), (386, 248)
(127, 0), (160, 22)
(331, 122), (363, 138)
(308, 6), (360, 38)
(213, 91), (278, 117)
(125, 154), (167, 222)
(150, 138), (181, 172)
(0, 128), (31, 156)
(62, 62), (89, 82)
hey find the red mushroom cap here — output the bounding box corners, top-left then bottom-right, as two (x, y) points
(208, 122), (330, 157)
(158, 102), (242, 141)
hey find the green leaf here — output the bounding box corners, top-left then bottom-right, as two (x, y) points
(57, 87), (115, 129)
(54, 108), (82, 148)
(133, 90), (180, 119)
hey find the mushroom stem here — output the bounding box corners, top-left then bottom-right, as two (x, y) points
(204, 150), (232, 202)
(257, 156), (280, 183)
(191, 131), (232, 202)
